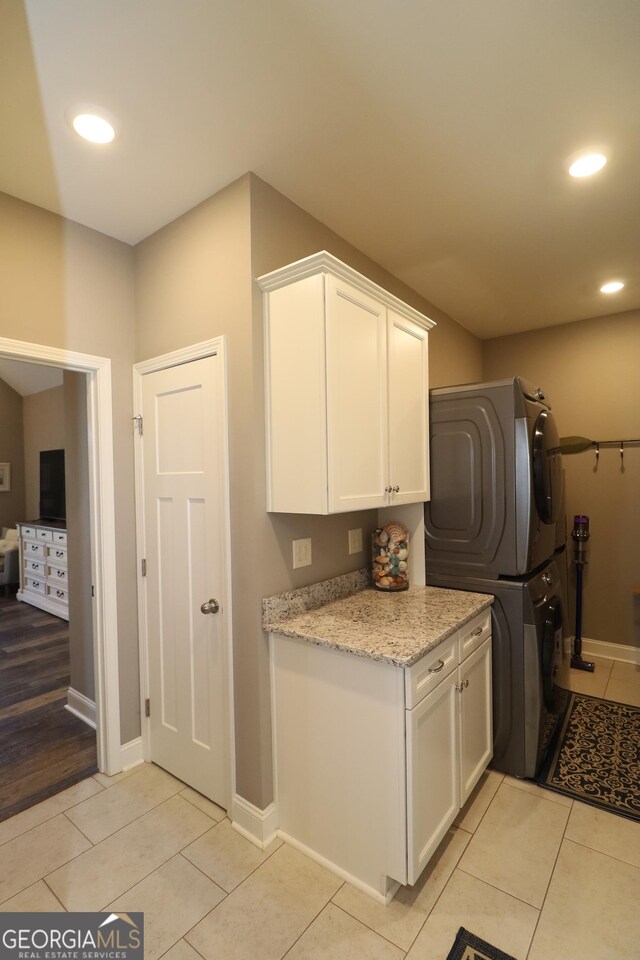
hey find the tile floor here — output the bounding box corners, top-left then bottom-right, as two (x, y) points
(0, 658), (638, 960)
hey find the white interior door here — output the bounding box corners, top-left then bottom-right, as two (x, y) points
(139, 353), (229, 806)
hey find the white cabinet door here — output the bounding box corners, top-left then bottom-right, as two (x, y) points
(459, 637), (493, 805)
(325, 275), (388, 512)
(260, 253), (434, 515)
(406, 669), (459, 884)
(387, 310), (430, 505)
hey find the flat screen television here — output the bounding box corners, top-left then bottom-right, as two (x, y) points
(39, 449), (66, 521)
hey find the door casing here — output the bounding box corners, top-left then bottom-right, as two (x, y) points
(132, 336), (235, 809)
(0, 336), (122, 774)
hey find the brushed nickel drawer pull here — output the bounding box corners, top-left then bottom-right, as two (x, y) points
(429, 659), (445, 673)
(472, 626), (483, 636)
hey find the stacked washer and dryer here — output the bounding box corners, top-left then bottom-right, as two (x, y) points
(425, 378), (568, 779)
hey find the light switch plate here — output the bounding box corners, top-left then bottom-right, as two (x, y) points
(348, 528), (363, 555)
(292, 537), (312, 569)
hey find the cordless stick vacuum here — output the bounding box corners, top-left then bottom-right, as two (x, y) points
(571, 515), (595, 672)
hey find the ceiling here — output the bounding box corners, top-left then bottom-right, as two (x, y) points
(1, 0), (638, 338)
(0, 358), (63, 397)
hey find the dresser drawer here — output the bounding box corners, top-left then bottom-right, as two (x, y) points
(24, 558), (46, 577)
(20, 525), (37, 539)
(459, 610), (492, 662)
(47, 565), (68, 583)
(25, 577), (46, 595)
(405, 632), (458, 709)
(47, 584), (69, 603)
(24, 541), (47, 559)
(53, 531), (67, 546)
(36, 528), (53, 542)
(47, 544), (68, 564)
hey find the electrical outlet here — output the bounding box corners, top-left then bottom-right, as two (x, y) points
(348, 528), (363, 554)
(292, 537), (312, 569)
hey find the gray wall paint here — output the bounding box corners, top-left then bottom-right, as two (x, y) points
(0, 377), (25, 531)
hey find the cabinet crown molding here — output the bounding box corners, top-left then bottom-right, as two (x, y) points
(257, 251), (436, 332)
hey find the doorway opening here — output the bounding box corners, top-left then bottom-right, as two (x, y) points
(0, 358), (98, 819)
(0, 337), (121, 810)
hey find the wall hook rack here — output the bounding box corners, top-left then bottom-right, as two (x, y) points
(560, 435), (640, 457)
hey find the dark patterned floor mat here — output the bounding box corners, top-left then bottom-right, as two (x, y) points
(536, 690), (640, 821)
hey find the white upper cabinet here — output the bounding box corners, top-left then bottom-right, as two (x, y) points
(259, 252), (435, 514)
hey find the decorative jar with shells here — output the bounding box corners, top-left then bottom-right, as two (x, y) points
(372, 521), (409, 591)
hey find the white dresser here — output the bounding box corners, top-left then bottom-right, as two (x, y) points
(17, 521), (69, 620)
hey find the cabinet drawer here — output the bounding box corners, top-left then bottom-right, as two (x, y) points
(25, 577), (46, 595)
(47, 565), (68, 583)
(20, 526), (37, 539)
(24, 541), (47, 559)
(459, 610), (491, 662)
(47, 584), (69, 603)
(47, 545), (68, 564)
(36, 529), (53, 542)
(53, 531), (67, 545)
(24, 558), (46, 577)
(405, 632), (458, 709)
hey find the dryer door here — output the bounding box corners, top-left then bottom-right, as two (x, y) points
(532, 410), (562, 524)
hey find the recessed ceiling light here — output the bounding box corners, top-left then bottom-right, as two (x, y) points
(568, 153), (607, 178)
(72, 113), (116, 144)
(600, 280), (624, 294)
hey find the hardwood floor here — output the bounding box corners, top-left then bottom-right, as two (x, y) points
(0, 594), (97, 822)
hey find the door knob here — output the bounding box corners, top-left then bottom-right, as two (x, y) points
(200, 599), (220, 615)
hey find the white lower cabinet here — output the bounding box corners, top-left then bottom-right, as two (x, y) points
(406, 636), (492, 883)
(459, 639), (493, 804)
(406, 670), (459, 884)
(271, 608), (492, 902)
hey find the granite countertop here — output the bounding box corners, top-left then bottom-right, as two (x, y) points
(266, 583), (493, 667)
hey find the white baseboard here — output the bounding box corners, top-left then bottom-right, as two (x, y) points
(277, 829), (399, 905)
(65, 687), (96, 729)
(231, 794), (278, 849)
(120, 737), (145, 771)
(563, 636), (640, 665)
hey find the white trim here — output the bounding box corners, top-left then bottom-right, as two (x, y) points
(65, 687), (97, 729)
(231, 794), (278, 849)
(276, 830), (400, 905)
(257, 251), (436, 331)
(133, 337), (235, 808)
(0, 337), (121, 775)
(564, 635), (640, 665)
(120, 737), (145, 770)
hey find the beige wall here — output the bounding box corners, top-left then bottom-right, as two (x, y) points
(2, 175), (482, 792)
(135, 173), (482, 808)
(0, 191), (139, 741)
(483, 310), (640, 649)
(22, 385), (65, 519)
(0, 377), (25, 530)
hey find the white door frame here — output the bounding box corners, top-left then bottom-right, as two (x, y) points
(132, 336), (235, 809)
(0, 336), (121, 775)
